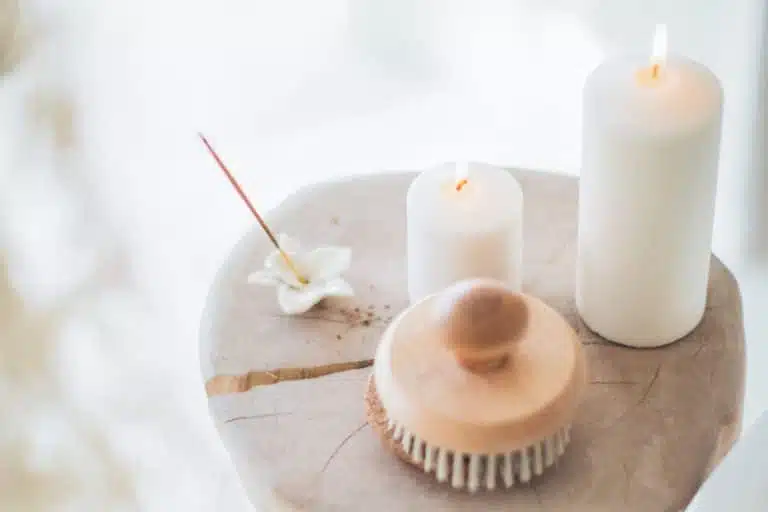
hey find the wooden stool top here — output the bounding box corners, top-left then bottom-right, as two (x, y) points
(200, 170), (745, 512)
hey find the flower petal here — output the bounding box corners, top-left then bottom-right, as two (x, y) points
(316, 278), (355, 298)
(247, 270), (279, 286)
(277, 283), (326, 315)
(303, 247), (351, 282)
(265, 250), (305, 289)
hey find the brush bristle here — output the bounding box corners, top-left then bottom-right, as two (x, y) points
(385, 419), (570, 492)
(365, 375), (572, 492)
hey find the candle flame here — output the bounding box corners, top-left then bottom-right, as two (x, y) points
(455, 161), (469, 191)
(650, 23), (668, 78)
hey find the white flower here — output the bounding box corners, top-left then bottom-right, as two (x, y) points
(247, 234), (354, 315)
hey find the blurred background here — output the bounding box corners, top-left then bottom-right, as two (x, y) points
(2, 0), (766, 509)
(128, 0), (767, 420)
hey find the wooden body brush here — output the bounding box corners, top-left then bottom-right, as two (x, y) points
(365, 279), (587, 492)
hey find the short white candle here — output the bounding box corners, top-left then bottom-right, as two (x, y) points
(576, 25), (724, 347)
(407, 162), (523, 303)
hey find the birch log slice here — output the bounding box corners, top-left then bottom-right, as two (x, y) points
(199, 170), (745, 512)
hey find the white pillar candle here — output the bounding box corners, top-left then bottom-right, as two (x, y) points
(407, 162), (523, 303)
(576, 25), (724, 347)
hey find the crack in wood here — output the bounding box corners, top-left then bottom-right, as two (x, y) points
(600, 364), (664, 432)
(590, 379), (639, 386)
(223, 412), (293, 424)
(581, 340), (614, 347)
(637, 364), (662, 405)
(205, 359), (374, 397)
(622, 461), (634, 503)
(267, 314), (351, 325)
(321, 422), (369, 473)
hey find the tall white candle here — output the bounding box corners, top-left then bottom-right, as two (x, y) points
(407, 162), (523, 303)
(577, 25), (724, 347)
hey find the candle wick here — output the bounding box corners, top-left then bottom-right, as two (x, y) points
(651, 62), (660, 79)
(198, 133), (309, 285)
(455, 178), (469, 192)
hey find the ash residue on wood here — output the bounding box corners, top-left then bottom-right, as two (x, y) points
(336, 305), (381, 326)
(329, 303), (396, 341)
(281, 302), (397, 341)
(285, 303), (392, 326)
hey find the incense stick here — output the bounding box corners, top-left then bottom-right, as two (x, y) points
(198, 133), (308, 285)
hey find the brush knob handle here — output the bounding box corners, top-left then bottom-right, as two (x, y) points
(434, 279), (529, 373)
